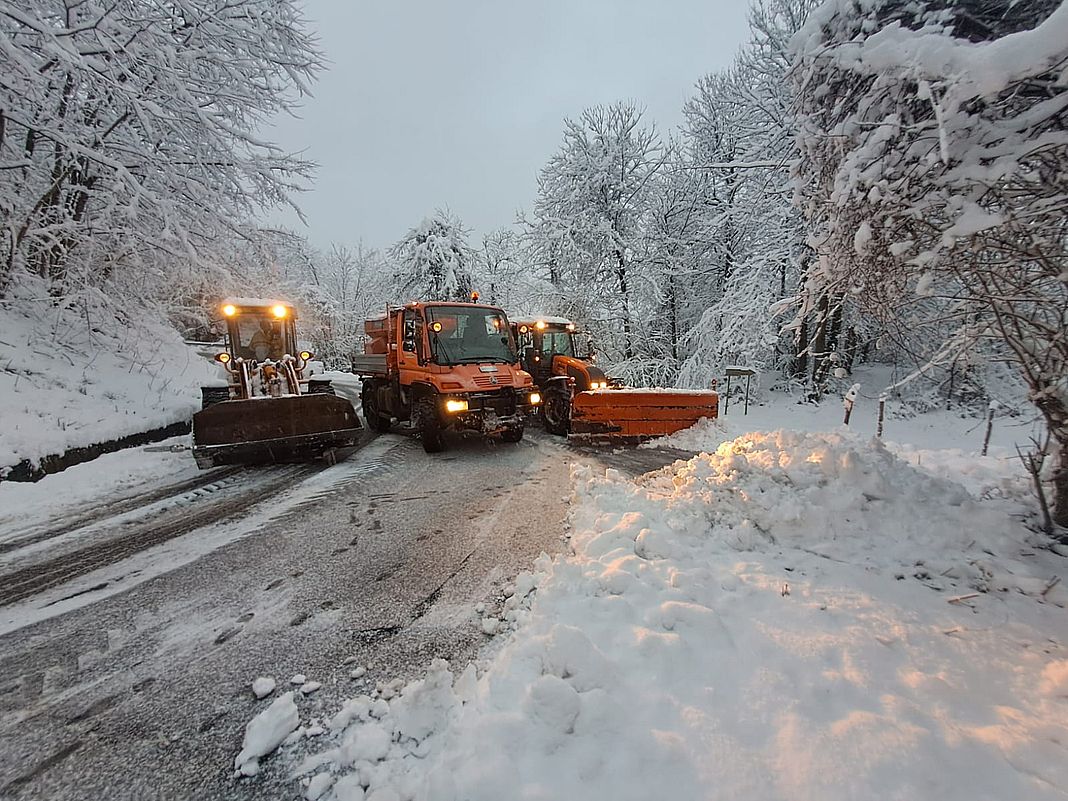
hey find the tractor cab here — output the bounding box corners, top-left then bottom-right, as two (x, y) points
(511, 317), (607, 392)
(220, 299), (298, 363)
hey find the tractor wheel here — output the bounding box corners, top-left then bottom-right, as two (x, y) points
(200, 386), (230, 410)
(417, 398), (446, 453)
(541, 386), (571, 436)
(361, 382), (392, 433)
(500, 424), (524, 443)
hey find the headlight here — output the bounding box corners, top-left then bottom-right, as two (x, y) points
(589, 381), (603, 390)
(529, 392), (542, 405)
(444, 398), (469, 413)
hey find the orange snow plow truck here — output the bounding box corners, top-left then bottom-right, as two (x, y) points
(352, 301), (541, 452)
(511, 316), (718, 442)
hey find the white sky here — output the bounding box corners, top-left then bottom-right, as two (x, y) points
(267, 1), (752, 250)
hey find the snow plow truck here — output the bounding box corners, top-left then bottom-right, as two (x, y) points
(191, 299), (363, 468)
(511, 316), (718, 442)
(352, 300), (541, 452)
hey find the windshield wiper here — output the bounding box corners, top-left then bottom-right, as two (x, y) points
(452, 355), (513, 364)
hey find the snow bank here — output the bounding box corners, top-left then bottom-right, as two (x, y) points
(0, 292), (217, 471)
(268, 430), (1067, 800)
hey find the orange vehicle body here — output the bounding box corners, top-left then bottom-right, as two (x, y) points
(353, 302), (540, 452)
(511, 316), (718, 442)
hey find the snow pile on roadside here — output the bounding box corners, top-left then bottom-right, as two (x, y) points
(647, 412), (1032, 506)
(0, 294), (217, 471)
(267, 430), (1068, 800)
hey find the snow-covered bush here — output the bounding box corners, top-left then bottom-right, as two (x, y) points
(791, 0), (1068, 527)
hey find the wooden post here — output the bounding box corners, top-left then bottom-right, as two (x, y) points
(981, 401), (997, 456)
(877, 397), (885, 439)
(843, 383), (860, 426)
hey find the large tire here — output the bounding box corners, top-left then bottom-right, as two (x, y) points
(416, 398), (446, 453)
(361, 381), (392, 433)
(541, 385), (571, 436)
(200, 386), (230, 410)
(500, 424), (524, 443)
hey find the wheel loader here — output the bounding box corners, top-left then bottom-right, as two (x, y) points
(352, 299), (541, 453)
(191, 299), (363, 468)
(511, 316), (719, 442)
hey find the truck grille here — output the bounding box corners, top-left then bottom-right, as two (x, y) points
(471, 388), (517, 416)
(473, 374), (513, 389)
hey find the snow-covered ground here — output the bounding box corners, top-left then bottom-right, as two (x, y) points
(0, 292), (218, 472)
(235, 388), (1066, 801)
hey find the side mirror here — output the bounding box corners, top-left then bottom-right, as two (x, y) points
(523, 346), (536, 364)
(403, 337), (416, 354)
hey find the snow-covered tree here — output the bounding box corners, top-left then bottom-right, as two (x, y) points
(792, 0), (1068, 527)
(526, 102), (667, 373)
(0, 0), (323, 300)
(668, 0), (820, 390)
(389, 210), (474, 302)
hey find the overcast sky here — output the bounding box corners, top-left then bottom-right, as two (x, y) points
(267, 1), (752, 251)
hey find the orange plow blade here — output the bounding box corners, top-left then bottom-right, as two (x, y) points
(569, 389), (719, 443)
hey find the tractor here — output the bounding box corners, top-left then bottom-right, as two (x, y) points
(511, 316), (719, 442)
(191, 298), (363, 468)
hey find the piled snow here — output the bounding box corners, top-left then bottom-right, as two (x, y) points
(0, 293), (217, 471)
(235, 691), (300, 777)
(273, 429), (1067, 800)
(0, 436), (199, 542)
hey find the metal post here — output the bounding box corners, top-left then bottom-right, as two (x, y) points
(724, 375), (732, 415)
(744, 374), (751, 415)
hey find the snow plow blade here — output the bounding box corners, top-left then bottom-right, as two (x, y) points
(191, 394), (363, 469)
(568, 389), (719, 444)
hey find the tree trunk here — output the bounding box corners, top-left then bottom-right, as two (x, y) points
(614, 249), (634, 360)
(794, 316), (809, 378)
(1053, 434), (1068, 533)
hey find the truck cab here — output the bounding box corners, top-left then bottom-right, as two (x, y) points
(353, 302), (541, 452)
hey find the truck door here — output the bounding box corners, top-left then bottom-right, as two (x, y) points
(399, 309), (425, 384)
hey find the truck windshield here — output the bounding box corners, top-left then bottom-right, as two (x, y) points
(426, 306), (517, 365)
(540, 330), (575, 357)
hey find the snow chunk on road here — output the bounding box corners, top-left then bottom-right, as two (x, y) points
(252, 677), (276, 699)
(300, 681), (322, 695)
(304, 771), (334, 800)
(234, 691), (299, 776)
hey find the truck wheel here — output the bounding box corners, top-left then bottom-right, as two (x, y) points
(200, 386), (230, 410)
(361, 382), (392, 433)
(542, 386), (570, 435)
(501, 424), (524, 443)
(417, 398), (446, 453)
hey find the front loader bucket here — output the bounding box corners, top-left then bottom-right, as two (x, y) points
(569, 389), (719, 444)
(192, 394), (363, 469)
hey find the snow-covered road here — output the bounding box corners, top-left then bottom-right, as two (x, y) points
(0, 430), (646, 800)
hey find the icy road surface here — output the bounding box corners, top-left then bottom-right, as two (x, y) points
(0, 430), (681, 800)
